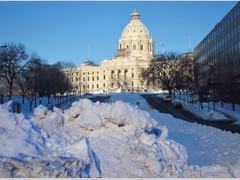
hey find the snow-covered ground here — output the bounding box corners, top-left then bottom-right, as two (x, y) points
(0, 92), (240, 177)
(2, 95), (80, 117)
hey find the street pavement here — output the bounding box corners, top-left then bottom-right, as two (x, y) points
(142, 94), (240, 134)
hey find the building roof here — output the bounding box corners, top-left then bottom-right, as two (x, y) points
(80, 60), (99, 67)
(121, 9), (151, 40)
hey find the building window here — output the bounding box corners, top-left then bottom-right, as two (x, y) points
(92, 77), (94, 81)
(141, 45), (143, 50)
(103, 83), (105, 87)
(97, 84), (99, 88)
(92, 84), (94, 88)
(133, 45), (136, 50)
(97, 76), (99, 80)
(83, 77), (85, 81)
(132, 73), (134, 78)
(88, 77), (89, 81)
(111, 70), (114, 79)
(103, 75), (106, 80)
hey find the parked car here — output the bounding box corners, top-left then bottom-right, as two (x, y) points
(173, 101), (182, 108)
(163, 95), (172, 102)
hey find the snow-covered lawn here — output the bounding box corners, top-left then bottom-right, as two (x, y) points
(0, 92), (240, 177)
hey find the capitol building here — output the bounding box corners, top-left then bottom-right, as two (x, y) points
(63, 9), (154, 94)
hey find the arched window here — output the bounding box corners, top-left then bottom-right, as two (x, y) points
(118, 70), (121, 79)
(111, 70), (114, 79)
(124, 69), (128, 79)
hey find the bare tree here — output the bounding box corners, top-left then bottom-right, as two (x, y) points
(16, 70), (29, 104)
(0, 42), (29, 100)
(141, 52), (183, 96)
(56, 61), (76, 70)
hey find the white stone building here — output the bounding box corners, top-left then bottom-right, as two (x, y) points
(63, 9), (154, 94)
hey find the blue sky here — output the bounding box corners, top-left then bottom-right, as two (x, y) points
(0, 1), (237, 66)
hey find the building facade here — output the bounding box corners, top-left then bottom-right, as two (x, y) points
(194, 2), (240, 86)
(63, 9), (154, 94)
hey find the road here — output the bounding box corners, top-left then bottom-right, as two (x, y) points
(85, 95), (111, 103)
(142, 94), (240, 134)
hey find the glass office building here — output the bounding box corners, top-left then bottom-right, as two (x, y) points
(194, 2), (240, 102)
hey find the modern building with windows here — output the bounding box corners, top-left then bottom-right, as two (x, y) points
(194, 2), (240, 87)
(63, 9), (154, 94)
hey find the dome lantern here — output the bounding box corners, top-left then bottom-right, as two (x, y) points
(131, 8), (140, 20)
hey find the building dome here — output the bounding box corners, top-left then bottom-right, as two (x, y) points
(121, 9), (151, 40)
(80, 60), (98, 67)
(117, 9), (153, 60)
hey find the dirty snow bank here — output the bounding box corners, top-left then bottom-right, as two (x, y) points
(1, 99), (240, 177)
(0, 101), (100, 178)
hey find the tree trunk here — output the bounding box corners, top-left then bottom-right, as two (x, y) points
(200, 101), (203, 110)
(48, 94), (51, 104)
(29, 101), (33, 111)
(168, 88), (172, 97)
(8, 82), (13, 100)
(22, 94), (25, 104)
(232, 102), (235, 111)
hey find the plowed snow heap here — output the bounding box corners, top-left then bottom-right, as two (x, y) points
(0, 99), (237, 177)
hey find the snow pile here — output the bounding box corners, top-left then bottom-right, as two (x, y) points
(54, 99), (192, 177)
(1, 98), (240, 177)
(0, 101), (47, 158)
(0, 101), (101, 178)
